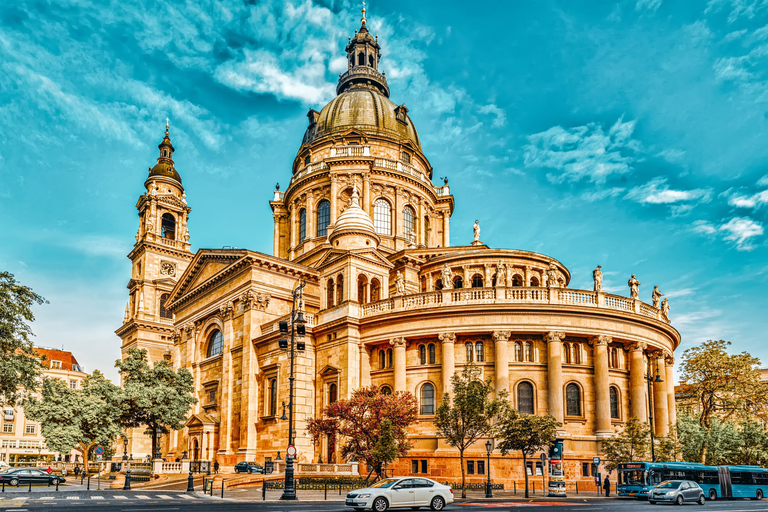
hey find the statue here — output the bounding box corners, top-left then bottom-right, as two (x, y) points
(350, 185), (361, 207)
(496, 261), (507, 286)
(652, 285), (663, 309)
(593, 265), (603, 292)
(395, 271), (405, 295)
(441, 264), (453, 290)
(546, 263), (559, 288)
(473, 220), (481, 242)
(628, 274), (641, 299)
(183, 228), (190, 242)
(408, 230), (417, 248)
(661, 297), (670, 319)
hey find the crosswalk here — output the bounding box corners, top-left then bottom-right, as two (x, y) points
(0, 492), (212, 503)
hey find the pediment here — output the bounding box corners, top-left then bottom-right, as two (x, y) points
(336, 129), (369, 144)
(400, 139), (419, 152)
(319, 364), (341, 376)
(167, 249), (248, 306)
(185, 413), (218, 427)
(314, 248), (393, 271)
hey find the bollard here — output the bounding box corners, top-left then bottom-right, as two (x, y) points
(56, 479), (59, 491)
(221, 481), (224, 499)
(187, 471), (194, 492)
(87, 475), (90, 491)
(324, 479), (328, 500)
(262, 479), (266, 501)
(29, 479), (32, 492)
(513, 480), (516, 494)
(2, 481), (4, 492)
(533, 481), (535, 495)
(576, 481), (579, 494)
(124, 470), (131, 491)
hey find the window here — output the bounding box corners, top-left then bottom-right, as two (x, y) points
(327, 278), (335, 308)
(472, 274), (484, 288)
(401, 151), (411, 163)
(329, 383), (337, 404)
(316, 200), (331, 237)
(435, 279), (443, 291)
(69, 380), (77, 389)
(428, 344), (436, 364)
(387, 349), (393, 368)
(421, 460), (428, 474)
(358, 53), (365, 65)
(564, 343), (571, 364)
(336, 274), (344, 305)
(420, 383), (435, 415)
(515, 342), (522, 362)
(453, 276), (463, 288)
(370, 279), (381, 302)
(524, 342), (532, 362)
(572, 343), (580, 364)
(477, 460), (485, 475)
(374, 199), (391, 235)
(465, 343), (473, 362)
(424, 216), (430, 246)
(206, 330), (223, 358)
(582, 462), (590, 477)
(526, 461), (543, 476)
(610, 387), (619, 419)
(419, 345), (426, 365)
(2, 423), (12, 433)
(467, 460), (475, 475)
(3, 408), (13, 420)
(412, 460), (419, 473)
(369, 54), (375, 67)
(531, 276), (540, 287)
(566, 383), (581, 416)
(161, 213), (176, 239)
(208, 388), (216, 404)
(518, 381), (534, 414)
(51, 360), (62, 369)
(159, 293), (172, 319)
(475, 342), (484, 362)
(357, 274), (368, 304)
(25, 424), (35, 435)
(298, 208), (306, 242)
(512, 275), (523, 287)
(380, 385), (392, 395)
(379, 350), (386, 370)
(403, 206), (415, 238)
(304, 155), (311, 166)
(268, 378), (278, 416)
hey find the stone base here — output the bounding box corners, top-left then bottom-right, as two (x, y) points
(471, 240), (483, 246)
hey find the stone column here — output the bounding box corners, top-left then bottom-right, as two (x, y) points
(418, 199), (424, 246)
(442, 212), (450, 247)
(591, 335), (612, 437)
(362, 172), (371, 216)
(360, 343), (371, 387)
(653, 354), (669, 436)
(665, 354), (676, 428)
(391, 337), (407, 392)
(394, 186), (403, 240)
(330, 174), (338, 225)
(238, 293), (260, 459)
(289, 203), (297, 258)
(306, 194), (315, 242)
(218, 302), (235, 456)
(492, 331), (511, 396)
(544, 331), (565, 426)
(439, 333), (456, 397)
(628, 341), (648, 422)
(273, 213), (281, 257)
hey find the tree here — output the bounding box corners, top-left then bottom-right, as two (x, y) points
(116, 349), (196, 459)
(732, 419), (768, 466)
(0, 272), (46, 405)
(495, 408), (560, 498)
(655, 424), (681, 463)
(434, 365), (506, 498)
(24, 370), (122, 468)
(599, 418), (650, 472)
(676, 413), (742, 465)
(307, 385), (417, 481)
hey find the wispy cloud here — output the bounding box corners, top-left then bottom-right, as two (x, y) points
(693, 216), (764, 250)
(626, 177), (711, 206)
(478, 103), (507, 128)
(637, 0), (663, 12)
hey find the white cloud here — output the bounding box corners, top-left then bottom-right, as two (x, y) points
(656, 148), (687, 164)
(523, 117), (640, 184)
(727, 189), (768, 208)
(757, 175), (768, 186)
(478, 104), (507, 128)
(692, 220), (718, 235)
(714, 55), (753, 81)
(626, 177), (711, 205)
(724, 28), (749, 41)
(581, 187), (626, 202)
(636, 0), (663, 11)
(693, 216), (764, 250)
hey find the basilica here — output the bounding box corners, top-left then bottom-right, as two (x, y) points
(116, 11), (680, 485)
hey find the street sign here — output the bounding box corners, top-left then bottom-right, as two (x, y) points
(94, 446), (105, 455)
(592, 456), (600, 465)
(96, 454), (102, 462)
(286, 445), (297, 457)
(540, 453), (547, 463)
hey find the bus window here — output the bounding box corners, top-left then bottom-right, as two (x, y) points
(755, 471), (768, 486)
(621, 470), (646, 486)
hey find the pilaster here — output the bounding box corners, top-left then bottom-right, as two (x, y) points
(543, 331), (565, 430)
(218, 302), (234, 456)
(492, 330), (510, 396)
(439, 332), (456, 397)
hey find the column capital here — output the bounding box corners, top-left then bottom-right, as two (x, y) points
(438, 332), (456, 344)
(492, 330), (511, 342)
(589, 335), (612, 346)
(218, 301), (234, 321)
(241, 291), (270, 311)
(624, 340), (648, 352)
(665, 353), (675, 366)
(390, 337), (407, 348)
(543, 331), (565, 344)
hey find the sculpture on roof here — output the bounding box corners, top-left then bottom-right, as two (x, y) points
(441, 264), (453, 290)
(473, 220), (481, 242)
(661, 297), (670, 320)
(593, 265), (603, 292)
(496, 261), (507, 286)
(395, 271), (405, 296)
(546, 263), (559, 289)
(652, 285), (663, 309)
(628, 275), (641, 299)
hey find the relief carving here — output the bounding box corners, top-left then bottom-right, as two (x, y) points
(438, 332), (456, 344)
(492, 330), (511, 342)
(543, 331), (566, 343)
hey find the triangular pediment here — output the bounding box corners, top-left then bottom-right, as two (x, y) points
(313, 248), (393, 271)
(167, 249), (248, 306)
(185, 413), (218, 427)
(337, 129), (368, 144)
(319, 364), (341, 376)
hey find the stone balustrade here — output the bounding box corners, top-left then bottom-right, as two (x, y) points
(296, 462), (358, 475)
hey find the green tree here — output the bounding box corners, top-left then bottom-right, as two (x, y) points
(655, 424), (681, 463)
(434, 364), (505, 498)
(116, 349), (196, 459)
(677, 413), (742, 465)
(495, 408), (560, 498)
(307, 385), (417, 481)
(24, 370), (122, 469)
(599, 418), (649, 472)
(732, 419), (768, 465)
(0, 272), (46, 405)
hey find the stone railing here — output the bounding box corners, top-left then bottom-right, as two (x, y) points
(331, 145), (369, 157)
(297, 462), (358, 475)
(434, 185), (450, 196)
(373, 158), (431, 185)
(292, 161), (330, 182)
(261, 312), (317, 335)
(360, 286), (670, 323)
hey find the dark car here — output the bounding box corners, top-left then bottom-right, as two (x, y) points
(0, 467), (66, 486)
(648, 480), (705, 505)
(234, 461), (264, 474)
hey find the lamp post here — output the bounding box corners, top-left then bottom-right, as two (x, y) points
(485, 439), (493, 498)
(154, 428), (162, 460)
(280, 280), (306, 501)
(122, 435), (129, 461)
(646, 357), (663, 462)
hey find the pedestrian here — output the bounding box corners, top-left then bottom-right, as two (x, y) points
(61, 468), (68, 476)
(603, 475), (611, 497)
(214, 461), (219, 474)
(46, 466), (53, 474)
(74, 465), (80, 476)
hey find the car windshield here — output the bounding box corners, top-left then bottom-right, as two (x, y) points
(371, 478), (399, 489)
(657, 481), (682, 489)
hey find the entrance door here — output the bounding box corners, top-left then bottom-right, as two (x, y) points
(327, 436), (336, 464)
(192, 439), (199, 461)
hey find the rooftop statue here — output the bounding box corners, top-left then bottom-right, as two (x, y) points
(395, 271), (405, 296)
(593, 265), (603, 292)
(473, 220), (481, 244)
(628, 274), (641, 299)
(652, 285), (663, 309)
(661, 297), (670, 320)
(441, 264), (454, 290)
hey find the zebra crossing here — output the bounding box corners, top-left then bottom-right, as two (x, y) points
(0, 491), (212, 504)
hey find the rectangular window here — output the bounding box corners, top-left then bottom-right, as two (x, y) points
(208, 389), (216, 404)
(582, 462), (590, 477)
(25, 424), (35, 435)
(421, 460), (427, 474)
(526, 461), (533, 475)
(69, 380), (77, 389)
(412, 460), (419, 473)
(536, 461), (543, 476)
(467, 461), (475, 475)
(2, 423), (12, 433)
(50, 361), (62, 369)
(477, 460), (485, 475)
(3, 408), (13, 420)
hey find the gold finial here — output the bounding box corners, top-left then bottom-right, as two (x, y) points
(361, 0), (366, 25)
(165, 117), (170, 134)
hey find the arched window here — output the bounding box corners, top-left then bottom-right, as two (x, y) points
(379, 349), (386, 370)
(566, 383), (581, 416)
(206, 330), (223, 358)
(316, 200), (331, 237)
(515, 342), (522, 362)
(512, 275), (523, 287)
(298, 209), (306, 242)
(465, 343), (473, 362)
(428, 343), (436, 364)
(572, 344), (580, 364)
(419, 345), (427, 365)
(336, 274), (344, 305)
(161, 213), (176, 239)
(472, 274), (484, 288)
(564, 343), (572, 364)
(268, 378), (278, 416)
(518, 382), (534, 414)
(424, 216), (430, 246)
(369, 54), (375, 67)
(387, 349), (393, 368)
(357, 274), (368, 304)
(530, 276), (540, 287)
(358, 53), (365, 65)
(159, 293), (172, 319)
(370, 279), (381, 302)
(403, 206), (415, 238)
(327, 278), (335, 308)
(435, 279), (444, 291)
(380, 385), (392, 395)
(401, 152), (411, 164)
(374, 199), (391, 235)
(329, 383), (337, 404)
(453, 276), (463, 288)
(420, 383), (435, 415)
(475, 342), (484, 363)
(524, 342), (532, 362)
(610, 386), (619, 419)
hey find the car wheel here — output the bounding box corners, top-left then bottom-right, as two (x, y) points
(234, 468), (239, 474)
(430, 496), (446, 511)
(676, 495), (684, 506)
(649, 501), (656, 505)
(755, 489), (763, 500)
(373, 496), (389, 512)
(708, 489), (717, 501)
(698, 495), (705, 505)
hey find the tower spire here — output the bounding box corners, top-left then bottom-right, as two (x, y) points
(361, 0), (366, 26)
(337, 6), (389, 97)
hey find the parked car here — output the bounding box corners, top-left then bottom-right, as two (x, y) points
(233, 461), (264, 474)
(0, 467), (66, 486)
(345, 477), (453, 511)
(648, 480), (706, 505)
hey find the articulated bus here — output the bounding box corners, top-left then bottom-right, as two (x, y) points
(617, 462), (768, 500)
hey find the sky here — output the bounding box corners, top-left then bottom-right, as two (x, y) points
(1, 0), (767, 384)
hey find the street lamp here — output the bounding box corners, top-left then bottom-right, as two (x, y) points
(280, 280), (306, 501)
(646, 357), (663, 462)
(154, 428), (162, 460)
(485, 439), (493, 498)
(122, 435), (129, 461)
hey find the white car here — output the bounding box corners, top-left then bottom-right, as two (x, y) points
(345, 477), (453, 511)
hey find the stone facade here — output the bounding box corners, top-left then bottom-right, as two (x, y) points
(116, 13), (680, 486)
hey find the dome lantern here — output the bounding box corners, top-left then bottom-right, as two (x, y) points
(147, 119), (182, 185)
(337, 4), (389, 97)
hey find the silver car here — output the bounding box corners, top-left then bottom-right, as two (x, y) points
(648, 480), (706, 505)
(345, 477), (453, 511)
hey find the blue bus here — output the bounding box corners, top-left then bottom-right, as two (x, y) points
(617, 462), (768, 500)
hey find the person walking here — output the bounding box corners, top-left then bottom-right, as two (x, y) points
(603, 475), (611, 497)
(213, 461), (219, 474)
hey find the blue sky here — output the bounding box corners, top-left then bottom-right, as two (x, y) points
(1, 0), (767, 383)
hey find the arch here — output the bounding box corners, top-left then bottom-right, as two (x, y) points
(387, 348), (393, 368)
(515, 341), (522, 362)
(610, 386), (620, 419)
(159, 293), (172, 319)
(471, 274), (484, 288)
(564, 343), (572, 364)
(379, 349), (386, 370)
(192, 438), (199, 461)
(530, 276), (540, 287)
(565, 382), (582, 416)
(357, 274), (368, 304)
(512, 275), (523, 287)
(424, 216), (430, 246)
(475, 342), (484, 363)
(517, 381), (535, 414)
(572, 343), (580, 364)
(269, 378), (278, 416)
(419, 345), (427, 365)
(327, 278), (335, 308)
(358, 52), (365, 66)
(298, 208), (307, 242)
(419, 382), (435, 415)
(316, 199), (331, 237)
(610, 347), (619, 369)
(524, 341), (532, 362)
(465, 342), (473, 362)
(161, 213), (176, 239)
(380, 385), (392, 395)
(403, 205), (415, 238)
(374, 199), (392, 235)
(453, 276), (463, 288)
(435, 278), (444, 291)
(329, 383), (338, 404)
(206, 329), (223, 358)
(428, 343), (436, 364)
(369, 54), (375, 67)
(336, 273), (344, 305)
(370, 278), (381, 302)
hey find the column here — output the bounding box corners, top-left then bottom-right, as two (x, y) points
(362, 172), (371, 216)
(653, 354), (670, 436)
(395, 186), (403, 240)
(628, 341), (648, 422)
(665, 354), (676, 428)
(544, 331), (565, 426)
(439, 333), (456, 397)
(492, 331), (510, 396)
(359, 343), (371, 387)
(417, 200), (424, 246)
(273, 214), (281, 256)
(218, 303), (234, 456)
(592, 335), (612, 436)
(289, 203), (297, 253)
(330, 174), (338, 225)
(391, 337), (407, 392)
(239, 294), (259, 459)
(306, 195), (315, 242)
(442, 212), (450, 247)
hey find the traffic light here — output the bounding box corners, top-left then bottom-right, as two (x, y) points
(549, 438), (564, 460)
(296, 341), (305, 351)
(296, 324), (305, 336)
(279, 321), (288, 333)
(279, 338), (288, 349)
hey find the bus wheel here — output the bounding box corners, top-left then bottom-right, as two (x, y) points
(754, 489), (763, 500)
(708, 489), (717, 501)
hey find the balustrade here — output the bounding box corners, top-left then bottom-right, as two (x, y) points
(402, 291), (442, 309)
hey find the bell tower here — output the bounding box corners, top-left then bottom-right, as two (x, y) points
(116, 120), (193, 366)
(337, 4), (389, 97)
